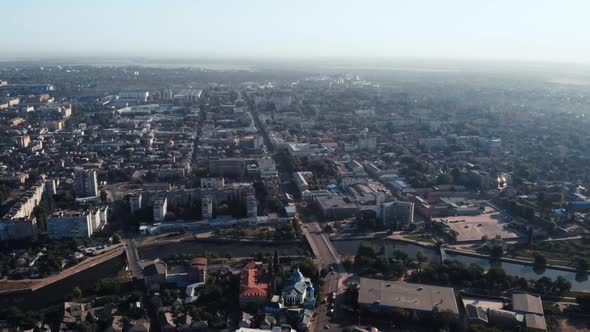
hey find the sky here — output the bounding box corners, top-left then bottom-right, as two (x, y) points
(3, 0), (590, 64)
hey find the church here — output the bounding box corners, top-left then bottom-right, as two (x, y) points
(281, 267), (315, 309)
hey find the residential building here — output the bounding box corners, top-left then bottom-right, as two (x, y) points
(0, 179), (46, 241)
(47, 212), (94, 239)
(74, 168), (99, 197)
(246, 195), (257, 218)
(129, 193), (142, 213)
(293, 172), (313, 192)
(201, 196), (213, 219)
(15, 135), (31, 148)
(381, 201), (414, 229)
(153, 197), (168, 222)
(200, 177), (225, 189)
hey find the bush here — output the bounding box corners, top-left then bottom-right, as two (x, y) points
(94, 278), (122, 295)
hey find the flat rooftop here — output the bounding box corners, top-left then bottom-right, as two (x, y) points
(358, 278), (459, 314)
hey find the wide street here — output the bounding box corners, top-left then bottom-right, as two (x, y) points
(122, 237), (143, 279)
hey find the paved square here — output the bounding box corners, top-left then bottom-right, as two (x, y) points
(434, 206), (521, 242)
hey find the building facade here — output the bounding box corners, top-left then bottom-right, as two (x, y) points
(74, 169), (99, 197)
(381, 201), (415, 229)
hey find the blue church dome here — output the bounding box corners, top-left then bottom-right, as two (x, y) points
(291, 267), (304, 283)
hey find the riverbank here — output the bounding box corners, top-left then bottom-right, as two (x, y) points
(138, 237), (310, 261)
(445, 247), (586, 275)
(331, 238), (590, 292)
(0, 246), (124, 294)
(0, 254), (125, 310)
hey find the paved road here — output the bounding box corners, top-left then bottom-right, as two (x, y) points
(123, 238), (143, 279)
(306, 223), (340, 269)
(303, 223), (348, 332)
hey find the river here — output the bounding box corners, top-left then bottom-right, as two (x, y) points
(332, 239), (590, 292)
(139, 240), (309, 260)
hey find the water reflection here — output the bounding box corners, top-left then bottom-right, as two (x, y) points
(332, 239), (590, 291)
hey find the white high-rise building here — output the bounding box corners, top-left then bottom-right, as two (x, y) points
(381, 201), (414, 229)
(129, 193), (143, 213)
(153, 197), (167, 222)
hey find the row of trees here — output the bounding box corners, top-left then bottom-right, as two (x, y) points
(409, 260), (572, 296)
(354, 243), (429, 280)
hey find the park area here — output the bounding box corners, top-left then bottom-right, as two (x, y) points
(434, 206), (522, 242)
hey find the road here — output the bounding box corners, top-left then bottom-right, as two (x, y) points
(123, 238), (143, 279)
(302, 223), (348, 332)
(305, 223), (340, 269)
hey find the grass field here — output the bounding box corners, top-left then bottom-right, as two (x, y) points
(403, 235), (436, 244)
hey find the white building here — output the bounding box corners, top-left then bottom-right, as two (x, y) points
(153, 198), (168, 222)
(0, 178), (48, 241)
(129, 193), (142, 213)
(381, 201), (414, 229)
(118, 91), (149, 102)
(173, 89), (202, 104)
(281, 268), (315, 309)
(293, 171), (314, 192)
(200, 177), (225, 189)
(47, 212), (93, 239)
(257, 157), (278, 179)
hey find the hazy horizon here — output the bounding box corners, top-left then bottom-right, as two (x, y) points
(3, 0), (590, 65)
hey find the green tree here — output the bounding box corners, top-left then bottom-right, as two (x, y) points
(576, 294), (590, 313)
(554, 276), (571, 295)
(533, 253), (547, 269)
(273, 249), (280, 274)
(490, 245), (503, 259)
(393, 249), (409, 262)
(417, 250), (428, 264)
(575, 258), (589, 275)
(72, 286), (82, 299)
